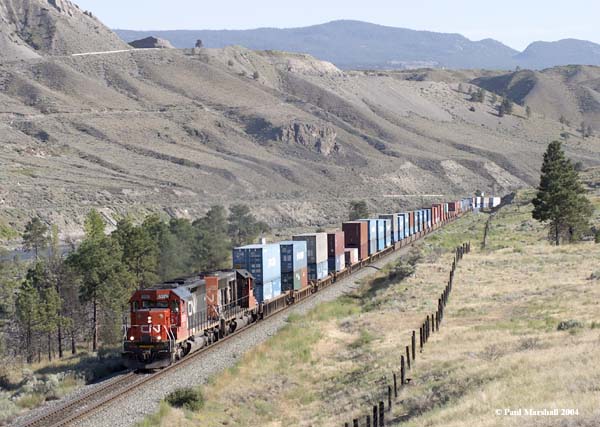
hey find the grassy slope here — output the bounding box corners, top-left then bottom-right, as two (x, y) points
(144, 191), (600, 427)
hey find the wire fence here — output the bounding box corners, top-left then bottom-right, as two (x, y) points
(342, 242), (471, 427)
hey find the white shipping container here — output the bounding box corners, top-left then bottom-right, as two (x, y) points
(346, 248), (359, 264)
(293, 233), (328, 263)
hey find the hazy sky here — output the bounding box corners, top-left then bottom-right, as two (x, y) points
(75, 0), (599, 51)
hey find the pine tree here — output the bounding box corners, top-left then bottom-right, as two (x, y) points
(22, 217), (49, 260)
(532, 141), (593, 245)
(15, 279), (40, 363)
(192, 206), (231, 271)
(112, 218), (158, 289)
(228, 205), (270, 246)
(84, 209), (105, 241)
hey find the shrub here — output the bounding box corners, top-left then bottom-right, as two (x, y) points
(165, 387), (204, 411)
(557, 320), (583, 331)
(595, 230), (600, 244)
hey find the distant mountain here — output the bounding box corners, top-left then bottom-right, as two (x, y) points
(515, 39), (600, 69)
(115, 20), (520, 70)
(0, 0), (129, 61)
(115, 21), (600, 71)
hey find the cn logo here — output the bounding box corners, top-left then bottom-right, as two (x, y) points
(141, 325), (162, 334)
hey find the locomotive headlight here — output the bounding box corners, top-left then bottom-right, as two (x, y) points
(129, 336), (134, 341)
(147, 316), (152, 324)
(156, 336), (161, 341)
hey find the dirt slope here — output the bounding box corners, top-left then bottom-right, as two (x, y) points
(0, 0), (129, 60)
(472, 65), (600, 129)
(2, 46), (600, 240)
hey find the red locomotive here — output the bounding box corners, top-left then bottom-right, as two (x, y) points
(123, 270), (257, 369)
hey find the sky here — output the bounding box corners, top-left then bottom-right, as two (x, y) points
(74, 0), (600, 51)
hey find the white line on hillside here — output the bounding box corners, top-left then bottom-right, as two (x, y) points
(71, 48), (161, 57)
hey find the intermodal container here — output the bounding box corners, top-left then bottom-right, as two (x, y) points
(378, 218), (391, 248)
(344, 248), (359, 265)
(409, 211), (415, 235)
(293, 233), (328, 263)
(375, 219), (387, 250)
(380, 214), (399, 243)
(358, 219), (378, 255)
(342, 221), (369, 260)
(396, 214), (405, 240)
(233, 243), (282, 303)
(282, 267), (308, 291)
(308, 260), (328, 281)
(425, 208), (432, 228)
(328, 253), (346, 273)
(280, 241), (307, 273)
(327, 231), (345, 258)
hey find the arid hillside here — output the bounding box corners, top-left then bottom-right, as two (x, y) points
(473, 65), (600, 130)
(0, 0), (129, 61)
(2, 45), (600, 240)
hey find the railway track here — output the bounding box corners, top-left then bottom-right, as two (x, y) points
(15, 216), (463, 427)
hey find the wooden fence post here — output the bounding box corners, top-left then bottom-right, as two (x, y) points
(412, 331), (416, 361)
(401, 355), (405, 386)
(393, 373), (398, 396)
(406, 346), (411, 370)
(373, 405), (378, 426)
(366, 415), (371, 427)
(354, 419), (359, 427)
(431, 313), (435, 333)
(379, 401), (385, 426)
(388, 385), (392, 410)
(419, 327), (423, 351)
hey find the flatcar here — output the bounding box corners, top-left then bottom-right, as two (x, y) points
(123, 197), (481, 369)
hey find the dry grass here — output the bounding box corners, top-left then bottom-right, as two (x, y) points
(151, 191), (600, 427)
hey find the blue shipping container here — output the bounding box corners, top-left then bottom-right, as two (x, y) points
(396, 214), (405, 241)
(375, 219), (386, 251)
(308, 260), (328, 281)
(328, 254), (345, 273)
(380, 214), (399, 243)
(280, 241), (307, 273)
(232, 243), (281, 285)
(380, 218), (392, 247)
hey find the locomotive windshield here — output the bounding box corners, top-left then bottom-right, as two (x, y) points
(133, 300), (169, 310)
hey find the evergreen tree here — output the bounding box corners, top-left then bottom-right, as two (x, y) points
(532, 141), (593, 245)
(68, 211), (133, 352)
(192, 206), (231, 271)
(84, 209), (105, 241)
(112, 218), (158, 289)
(22, 217), (49, 260)
(349, 201), (369, 220)
(15, 279), (40, 363)
(526, 105), (532, 118)
(228, 204), (270, 246)
(498, 98), (513, 117)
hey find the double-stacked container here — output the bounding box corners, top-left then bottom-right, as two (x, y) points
(379, 218), (392, 248)
(279, 241), (308, 292)
(327, 231), (346, 273)
(375, 219), (387, 251)
(379, 214), (399, 243)
(342, 221), (369, 260)
(358, 219), (378, 255)
(293, 233), (328, 281)
(425, 208), (432, 229)
(233, 243), (281, 303)
(396, 214), (406, 241)
(409, 212), (415, 235)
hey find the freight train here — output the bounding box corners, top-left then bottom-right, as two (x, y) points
(123, 198), (477, 369)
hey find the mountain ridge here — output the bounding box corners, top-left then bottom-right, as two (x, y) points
(115, 20), (600, 70)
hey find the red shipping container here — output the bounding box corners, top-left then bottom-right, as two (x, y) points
(327, 231), (345, 258)
(342, 222), (369, 260)
(409, 211), (415, 231)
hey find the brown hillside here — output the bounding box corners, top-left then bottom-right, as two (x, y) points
(472, 65), (600, 130)
(0, 0), (129, 60)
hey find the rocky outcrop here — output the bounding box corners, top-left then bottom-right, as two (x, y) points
(129, 36), (174, 49)
(277, 122), (339, 155)
(0, 0), (129, 59)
